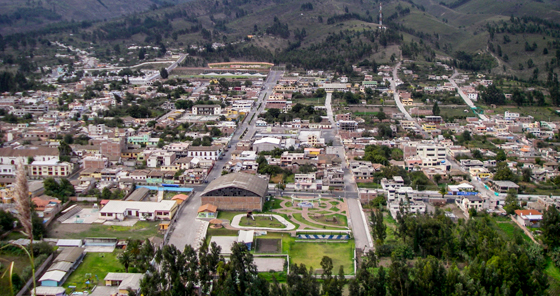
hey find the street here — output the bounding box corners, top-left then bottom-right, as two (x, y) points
(166, 70), (283, 250)
(325, 92), (373, 250)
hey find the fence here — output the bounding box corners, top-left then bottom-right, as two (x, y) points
(70, 196), (98, 202)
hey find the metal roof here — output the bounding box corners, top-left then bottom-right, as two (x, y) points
(201, 172), (268, 197)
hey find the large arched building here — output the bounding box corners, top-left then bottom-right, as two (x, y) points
(200, 172), (269, 211)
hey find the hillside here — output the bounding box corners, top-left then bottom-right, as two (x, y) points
(1, 0), (560, 78)
(0, 0), (194, 35)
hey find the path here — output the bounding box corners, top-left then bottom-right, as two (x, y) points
(509, 215), (539, 244)
(390, 62), (413, 121)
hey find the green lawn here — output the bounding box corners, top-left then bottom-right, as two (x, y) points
(382, 211), (398, 242)
(239, 216), (287, 229)
(292, 213), (346, 230)
(217, 211), (246, 222)
(64, 252), (124, 293)
(310, 214), (348, 227)
(357, 182), (381, 189)
(494, 221), (532, 243)
(289, 241), (355, 274)
(294, 97), (326, 105)
(61, 221), (162, 240)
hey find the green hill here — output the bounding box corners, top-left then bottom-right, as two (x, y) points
(0, 0), (195, 35)
(1, 0), (559, 79)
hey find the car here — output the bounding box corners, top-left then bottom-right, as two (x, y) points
(218, 156), (223, 160)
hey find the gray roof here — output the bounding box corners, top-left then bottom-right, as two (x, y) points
(201, 172), (268, 197)
(492, 180), (520, 188)
(48, 261), (73, 272)
(54, 247), (84, 264)
(125, 187), (150, 201)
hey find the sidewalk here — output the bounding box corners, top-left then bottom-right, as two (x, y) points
(230, 214), (296, 231)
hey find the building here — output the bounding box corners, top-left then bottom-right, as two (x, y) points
(39, 247), (84, 287)
(99, 200), (178, 221)
(456, 196), (483, 213)
(187, 146), (221, 160)
(32, 286), (67, 296)
(253, 137), (281, 152)
(192, 105), (221, 115)
(491, 180), (520, 193)
(514, 209), (542, 228)
(28, 160), (73, 178)
(200, 172), (269, 211)
(104, 273), (143, 296)
(0, 147), (59, 165)
(83, 154), (108, 169)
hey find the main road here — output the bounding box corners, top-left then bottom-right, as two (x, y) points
(449, 70), (488, 121)
(167, 70), (283, 250)
(325, 92), (374, 251)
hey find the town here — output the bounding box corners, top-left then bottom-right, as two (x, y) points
(1, 48), (560, 295)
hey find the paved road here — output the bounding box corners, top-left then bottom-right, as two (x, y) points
(324, 91), (373, 251)
(167, 70), (283, 250)
(390, 62), (412, 121)
(449, 70), (488, 121)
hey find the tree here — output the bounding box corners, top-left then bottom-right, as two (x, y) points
(512, 89), (525, 106)
(376, 111), (387, 121)
(542, 206), (560, 249)
(480, 84), (506, 105)
(371, 209), (387, 245)
(432, 101), (440, 116)
(438, 186), (447, 199)
(496, 149), (506, 161)
(472, 149), (483, 160)
(118, 250), (132, 273)
(43, 178), (75, 202)
(522, 168), (532, 182)
(461, 130), (471, 143)
(58, 141), (72, 162)
(160, 68), (168, 79)
(493, 162), (517, 182)
(504, 189), (520, 215)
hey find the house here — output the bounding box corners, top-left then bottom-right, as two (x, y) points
(192, 104), (221, 115)
(456, 196), (483, 214)
(171, 194), (189, 204)
(198, 203), (218, 218)
(514, 209), (542, 228)
(99, 200), (178, 221)
(491, 180), (520, 193)
(104, 273), (144, 296)
(186, 146), (222, 160)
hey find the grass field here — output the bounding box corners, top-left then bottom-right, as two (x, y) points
(239, 216), (287, 229)
(481, 106), (560, 122)
(52, 221), (162, 240)
(294, 97), (326, 105)
(382, 211), (398, 242)
(494, 221), (532, 243)
(292, 213), (347, 230)
(64, 252), (123, 293)
(289, 241), (355, 274)
(217, 211), (246, 223)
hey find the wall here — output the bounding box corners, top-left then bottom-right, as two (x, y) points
(201, 196), (263, 211)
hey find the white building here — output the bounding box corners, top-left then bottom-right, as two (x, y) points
(99, 200), (178, 221)
(505, 111), (520, 121)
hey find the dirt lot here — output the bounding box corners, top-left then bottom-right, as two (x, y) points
(255, 238), (281, 253)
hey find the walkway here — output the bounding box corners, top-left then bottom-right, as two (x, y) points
(230, 214), (296, 231)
